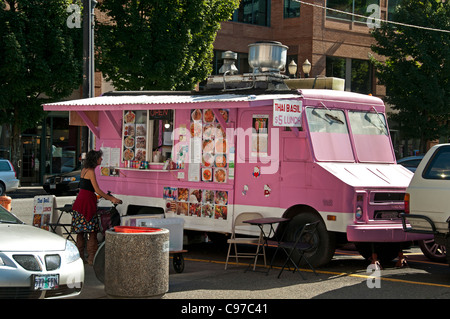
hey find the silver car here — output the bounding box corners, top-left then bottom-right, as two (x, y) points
(0, 205), (84, 299)
(0, 159), (19, 196)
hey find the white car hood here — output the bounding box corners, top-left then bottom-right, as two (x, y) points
(0, 224), (66, 252)
(318, 163), (414, 188)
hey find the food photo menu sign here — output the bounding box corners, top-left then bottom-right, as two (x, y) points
(189, 108), (230, 183)
(122, 110), (148, 162)
(164, 186), (228, 220)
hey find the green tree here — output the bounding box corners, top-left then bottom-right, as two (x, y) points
(96, 0), (239, 91)
(0, 0), (83, 174)
(371, 0), (449, 153)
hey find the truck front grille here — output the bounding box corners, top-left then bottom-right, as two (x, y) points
(373, 192), (405, 203)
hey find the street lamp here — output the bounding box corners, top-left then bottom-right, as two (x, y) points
(288, 60), (297, 78)
(302, 59), (311, 78)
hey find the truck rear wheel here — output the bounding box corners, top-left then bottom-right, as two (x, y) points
(282, 212), (335, 267)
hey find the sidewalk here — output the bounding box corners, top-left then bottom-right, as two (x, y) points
(76, 264), (107, 299)
(8, 186), (48, 199)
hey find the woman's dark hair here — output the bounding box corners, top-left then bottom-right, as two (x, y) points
(84, 150), (103, 169)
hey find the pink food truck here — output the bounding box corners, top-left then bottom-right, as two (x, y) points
(43, 42), (429, 266)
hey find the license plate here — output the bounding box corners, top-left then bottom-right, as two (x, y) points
(33, 274), (59, 290)
(379, 211), (399, 219)
(50, 184), (56, 189)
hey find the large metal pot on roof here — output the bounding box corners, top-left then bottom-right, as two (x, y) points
(248, 41), (288, 73)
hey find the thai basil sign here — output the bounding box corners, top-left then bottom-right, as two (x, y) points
(273, 99), (302, 127)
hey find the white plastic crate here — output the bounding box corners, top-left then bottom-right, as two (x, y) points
(122, 216), (184, 252)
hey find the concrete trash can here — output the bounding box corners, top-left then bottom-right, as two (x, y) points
(104, 226), (170, 299)
(122, 217), (184, 252)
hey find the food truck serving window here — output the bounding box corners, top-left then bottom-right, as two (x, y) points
(123, 110), (174, 162)
(348, 110), (395, 163)
(305, 108), (355, 162)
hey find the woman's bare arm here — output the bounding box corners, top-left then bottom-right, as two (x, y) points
(85, 168), (121, 204)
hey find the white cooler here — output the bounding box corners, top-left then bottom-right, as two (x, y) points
(121, 215), (184, 252)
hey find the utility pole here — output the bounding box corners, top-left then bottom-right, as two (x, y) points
(89, 0), (97, 99)
(82, 0), (97, 152)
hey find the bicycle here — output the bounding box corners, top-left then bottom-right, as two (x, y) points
(96, 191), (122, 242)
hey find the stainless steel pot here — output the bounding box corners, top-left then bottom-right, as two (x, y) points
(248, 41), (288, 73)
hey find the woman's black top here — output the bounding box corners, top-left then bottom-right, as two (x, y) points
(79, 178), (95, 193)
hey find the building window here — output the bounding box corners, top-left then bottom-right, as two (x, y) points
(326, 0), (380, 23)
(351, 59), (372, 94)
(284, 0), (300, 18)
(326, 56), (373, 94)
(232, 0), (270, 26)
(326, 56), (346, 79)
(387, 0), (400, 21)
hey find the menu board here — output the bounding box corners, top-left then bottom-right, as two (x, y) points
(100, 147), (121, 176)
(189, 108), (230, 183)
(123, 110), (148, 162)
(164, 186), (228, 220)
(32, 195), (56, 231)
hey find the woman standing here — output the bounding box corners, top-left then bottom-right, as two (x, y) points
(72, 150), (121, 265)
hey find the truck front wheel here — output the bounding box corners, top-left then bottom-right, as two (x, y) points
(281, 212), (336, 267)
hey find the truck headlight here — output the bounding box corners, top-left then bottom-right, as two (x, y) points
(355, 206), (363, 220)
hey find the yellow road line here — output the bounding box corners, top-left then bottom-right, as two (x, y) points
(179, 257), (450, 289)
(335, 249), (448, 266)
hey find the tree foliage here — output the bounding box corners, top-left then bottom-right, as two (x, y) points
(96, 0), (239, 91)
(371, 0), (449, 152)
(0, 0), (83, 169)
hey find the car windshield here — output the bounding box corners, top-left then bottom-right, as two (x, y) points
(348, 110), (395, 163)
(0, 205), (23, 224)
(305, 107), (355, 162)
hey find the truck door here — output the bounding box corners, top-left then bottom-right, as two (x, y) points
(278, 127), (312, 209)
(234, 107), (281, 213)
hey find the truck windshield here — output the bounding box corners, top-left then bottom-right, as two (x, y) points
(306, 108), (355, 162)
(348, 111), (395, 163)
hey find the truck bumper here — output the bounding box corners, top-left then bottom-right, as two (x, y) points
(347, 222), (433, 242)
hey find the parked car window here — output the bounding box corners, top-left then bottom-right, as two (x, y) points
(0, 205), (22, 224)
(423, 146), (450, 180)
(401, 159), (422, 167)
(0, 161), (10, 171)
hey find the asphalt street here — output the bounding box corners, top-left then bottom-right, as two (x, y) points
(8, 186), (48, 199)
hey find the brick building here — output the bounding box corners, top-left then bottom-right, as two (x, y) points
(212, 0), (394, 96)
